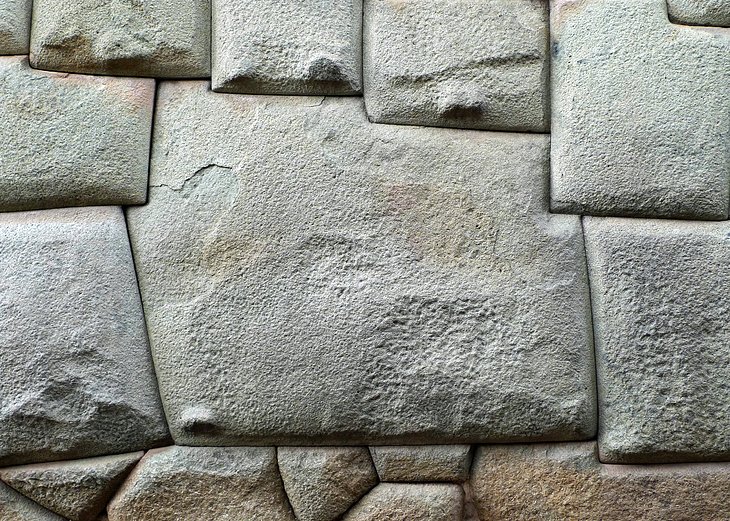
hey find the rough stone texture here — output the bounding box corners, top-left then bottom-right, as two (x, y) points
(212, 0), (361, 94)
(667, 0), (730, 26)
(127, 83), (596, 445)
(0, 452), (142, 521)
(0, 207), (170, 466)
(363, 0), (549, 131)
(370, 445), (472, 482)
(106, 446), (295, 521)
(471, 442), (730, 520)
(0, 56), (153, 212)
(278, 447), (377, 521)
(0, 0), (31, 55)
(583, 217), (730, 464)
(550, 0), (730, 219)
(0, 480), (64, 521)
(29, 0), (210, 77)
(343, 483), (464, 521)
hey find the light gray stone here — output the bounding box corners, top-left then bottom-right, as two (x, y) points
(0, 452), (142, 521)
(278, 447), (377, 521)
(667, 0), (730, 26)
(0, 0), (31, 54)
(128, 83), (595, 446)
(0, 207), (170, 465)
(370, 445), (472, 482)
(29, 0), (210, 77)
(343, 483), (463, 521)
(0, 480), (64, 521)
(212, 0), (362, 94)
(363, 0), (549, 131)
(584, 217), (730, 463)
(106, 446), (295, 521)
(0, 56), (153, 212)
(550, 0), (730, 219)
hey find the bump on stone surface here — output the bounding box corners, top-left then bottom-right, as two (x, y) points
(370, 445), (473, 482)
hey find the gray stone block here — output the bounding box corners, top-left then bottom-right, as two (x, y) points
(550, 0), (730, 219)
(0, 207), (170, 466)
(0, 0), (31, 54)
(584, 217), (730, 463)
(343, 483), (464, 521)
(370, 445), (472, 482)
(0, 480), (64, 521)
(363, 0), (549, 131)
(127, 84), (596, 446)
(0, 57), (153, 212)
(29, 0), (210, 77)
(667, 0), (730, 26)
(212, 0), (362, 94)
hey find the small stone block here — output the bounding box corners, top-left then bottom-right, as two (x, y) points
(370, 445), (473, 482)
(343, 483), (464, 521)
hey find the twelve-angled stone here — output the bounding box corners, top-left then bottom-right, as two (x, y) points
(0, 480), (64, 521)
(667, 0), (730, 26)
(0, 0), (31, 54)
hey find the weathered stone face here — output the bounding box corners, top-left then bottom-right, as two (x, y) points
(370, 445), (472, 483)
(212, 0), (362, 94)
(0, 480), (65, 521)
(343, 483), (464, 521)
(584, 217), (730, 464)
(29, 0), (210, 77)
(0, 0), (31, 54)
(667, 0), (730, 26)
(127, 82), (596, 446)
(0, 207), (170, 466)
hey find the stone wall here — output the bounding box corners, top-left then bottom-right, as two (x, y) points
(0, 0), (728, 519)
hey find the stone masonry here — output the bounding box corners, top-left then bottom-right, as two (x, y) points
(0, 0), (728, 519)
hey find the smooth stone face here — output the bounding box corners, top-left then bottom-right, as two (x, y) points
(0, 481), (64, 521)
(212, 0), (362, 94)
(0, 0), (31, 54)
(0, 452), (143, 521)
(343, 483), (464, 521)
(667, 0), (730, 26)
(128, 83), (596, 445)
(29, 0), (210, 77)
(0, 207), (170, 465)
(550, 0), (730, 219)
(370, 445), (472, 482)
(583, 217), (730, 464)
(471, 443), (730, 520)
(278, 447), (378, 521)
(106, 446), (295, 521)
(0, 57), (153, 212)
(363, 0), (549, 131)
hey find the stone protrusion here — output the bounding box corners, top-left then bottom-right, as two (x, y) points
(370, 445), (473, 483)
(343, 483), (464, 521)
(0, 0), (31, 54)
(0, 480), (64, 521)
(667, 0), (730, 27)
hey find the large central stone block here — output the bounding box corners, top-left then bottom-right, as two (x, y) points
(127, 83), (596, 445)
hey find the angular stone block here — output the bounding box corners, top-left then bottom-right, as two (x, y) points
(370, 445), (472, 482)
(106, 446), (295, 521)
(0, 480), (64, 521)
(127, 83), (596, 445)
(471, 443), (730, 520)
(667, 0), (730, 26)
(550, 0), (730, 219)
(343, 483), (464, 521)
(0, 0), (31, 54)
(212, 0), (362, 94)
(0, 207), (170, 465)
(29, 0), (210, 77)
(0, 57), (153, 212)
(584, 217), (730, 463)
(363, 0), (549, 131)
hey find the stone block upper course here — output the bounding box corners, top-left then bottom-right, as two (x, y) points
(0, 0), (31, 55)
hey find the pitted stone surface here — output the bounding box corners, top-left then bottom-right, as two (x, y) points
(0, 480), (64, 521)
(343, 483), (464, 521)
(584, 217), (730, 464)
(106, 446), (295, 521)
(363, 0), (549, 131)
(550, 0), (730, 219)
(667, 0), (730, 26)
(278, 447), (377, 521)
(212, 0), (361, 94)
(127, 83), (595, 445)
(29, 0), (210, 77)
(0, 452), (142, 521)
(0, 57), (153, 212)
(0, 207), (170, 466)
(471, 443), (730, 520)
(370, 445), (472, 482)
(0, 0), (31, 54)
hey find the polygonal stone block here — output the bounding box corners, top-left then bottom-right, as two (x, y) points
(550, 0), (730, 219)
(0, 0), (31, 54)
(667, 0), (730, 26)
(127, 83), (596, 446)
(584, 217), (730, 463)
(212, 0), (362, 94)
(343, 483), (464, 521)
(363, 0), (549, 131)
(29, 0), (210, 77)
(0, 57), (153, 212)
(370, 445), (472, 482)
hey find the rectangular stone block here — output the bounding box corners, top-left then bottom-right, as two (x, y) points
(127, 82), (596, 446)
(212, 0), (362, 94)
(363, 0), (549, 131)
(550, 0), (730, 219)
(0, 56), (153, 212)
(0, 0), (31, 54)
(584, 216), (730, 463)
(667, 0), (730, 26)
